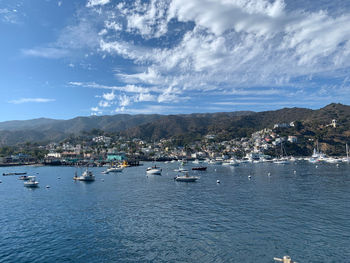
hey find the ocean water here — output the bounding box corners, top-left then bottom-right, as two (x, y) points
(0, 162), (349, 263)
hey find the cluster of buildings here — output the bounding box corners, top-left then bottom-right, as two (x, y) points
(3, 118), (325, 166)
(40, 123), (300, 165)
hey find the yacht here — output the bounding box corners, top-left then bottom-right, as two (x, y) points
(24, 176), (39, 187)
(19, 175), (30, 180)
(174, 173), (198, 182)
(146, 165), (162, 175)
(74, 170), (95, 181)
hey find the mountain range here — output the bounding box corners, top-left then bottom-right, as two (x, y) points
(0, 103), (349, 146)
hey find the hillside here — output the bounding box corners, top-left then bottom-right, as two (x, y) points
(0, 114), (163, 146)
(0, 104), (349, 148)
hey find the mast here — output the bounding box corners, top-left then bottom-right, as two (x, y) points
(346, 143), (349, 161)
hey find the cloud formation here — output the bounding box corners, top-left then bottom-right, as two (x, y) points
(9, 98), (56, 104)
(22, 0), (350, 113)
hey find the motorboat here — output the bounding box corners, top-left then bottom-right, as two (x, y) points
(222, 159), (239, 166)
(208, 159), (222, 165)
(273, 158), (290, 164)
(174, 167), (189, 173)
(192, 166), (207, 171)
(146, 166), (162, 175)
(3, 172), (27, 176)
(106, 166), (124, 173)
(74, 170), (95, 181)
(19, 175), (30, 180)
(24, 176), (39, 187)
(174, 173), (198, 182)
(324, 157), (343, 164)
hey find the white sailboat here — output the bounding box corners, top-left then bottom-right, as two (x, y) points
(342, 143), (350, 163)
(273, 143), (290, 164)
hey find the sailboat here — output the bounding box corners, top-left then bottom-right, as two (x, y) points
(343, 143), (349, 163)
(273, 142), (290, 164)
(308, 141), (326, 163)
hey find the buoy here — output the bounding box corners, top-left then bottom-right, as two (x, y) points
(46, 185), (50, 188)
(0, 180), (2, 183)
(315, 165), (318, 168)
(248, 175), (251, 179)
(217, 180), (220, 184)
(58, 177), (61, 179)
(294, 170), (296, 174)
(268, 172), (271, 176)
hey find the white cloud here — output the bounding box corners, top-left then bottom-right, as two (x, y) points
(118, 94), (132, 107)
(105, 21), (122, 31)
(86, 0), (111, 8)
(9, 98), (56, 104)
(0, 8), (20, 24)
(98, 100), (112, 108)
(98, 0), (350, 93)
(22, 9), (102, 59)
(102, 91), (116, 101)
(22, 47), (69, 59)
(135, 93), (156, 102)
(20, 0), (350, 113)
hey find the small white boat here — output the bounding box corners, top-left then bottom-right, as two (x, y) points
(222, 159), (239, 166)
(174, 173), (198, 182)
(174, 167), (189, 173)
(74, 170), (95, 181)
(106, 166), (124, 173)
(24, 176), (39, 187)
(208, 159), (222, 165)
(146, 166), (162, 175)
(273, 158), (290, 164)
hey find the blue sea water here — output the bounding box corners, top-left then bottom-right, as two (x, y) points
(0, 162), (349, 263)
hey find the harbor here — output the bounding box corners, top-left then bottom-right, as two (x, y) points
(0, 161), (349, 262)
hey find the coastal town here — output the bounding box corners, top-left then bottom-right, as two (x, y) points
(1, 119), (348, 167)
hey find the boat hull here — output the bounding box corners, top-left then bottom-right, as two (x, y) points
(175, 177), (198, 182)
(24, 182), (39, 187)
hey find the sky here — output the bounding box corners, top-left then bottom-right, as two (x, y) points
(1, 0), (350, 121)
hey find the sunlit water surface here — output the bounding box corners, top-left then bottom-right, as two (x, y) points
(0, 162), (349, 262)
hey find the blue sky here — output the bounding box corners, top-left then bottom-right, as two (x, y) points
(1, 0), (350, 121)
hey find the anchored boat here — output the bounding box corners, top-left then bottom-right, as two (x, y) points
(174, 173), (198, 182)
(24, 176), (39, 187)
(74, 170), (95, 181)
